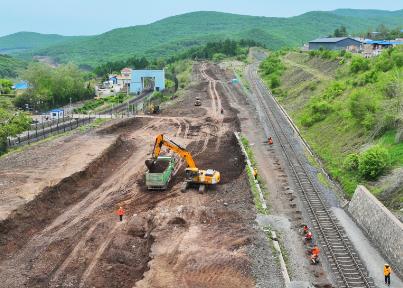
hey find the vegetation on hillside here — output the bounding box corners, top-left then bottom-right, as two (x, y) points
(2, 9), (402, 66)
(0, 54), (26, 78)
(260, 48), (403, 207)
(14, 63), (94, 111)
(260, 51), (287, 89)
(169, 39), (264, 62)
(0, 109), (31, 153)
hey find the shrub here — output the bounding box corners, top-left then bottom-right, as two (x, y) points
(270, 75), (280, 88)
(358, 146), (390, 180)
(349, 90), (378, 128)
(300, 100), (333, 127)
(322, 82), (345, 100)
(343, 153), (359, 171)
(350, 57), (370, 73)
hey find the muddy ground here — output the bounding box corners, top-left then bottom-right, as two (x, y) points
(0, 63), (283, 287)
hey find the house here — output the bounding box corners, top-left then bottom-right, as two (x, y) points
(130, 70), (165, 94)
(49, 109), (64, 119)
(12, 81), (29, 90)
(308, 37), (363, 51)
(121, 68), (132, 78)
(363, 39), (403, 57)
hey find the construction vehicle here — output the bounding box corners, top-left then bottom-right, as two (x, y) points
(194, 97), (201, 106)
(145, 156), (175, 190)
(145, 134), (220, 192)
(146, 103), (160, 114)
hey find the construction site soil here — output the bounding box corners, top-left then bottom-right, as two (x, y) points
(0, 63), (283, 287)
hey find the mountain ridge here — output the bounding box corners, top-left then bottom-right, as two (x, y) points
(1, 9), (402, 67)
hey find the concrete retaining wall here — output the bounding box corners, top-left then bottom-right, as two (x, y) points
(348, 185), (403, 277)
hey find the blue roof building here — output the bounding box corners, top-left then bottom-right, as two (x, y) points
(308, 37), (363, 51)
(12, 81), (29, 90)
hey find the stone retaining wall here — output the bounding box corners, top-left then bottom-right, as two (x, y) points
(348, 185), (403, 277)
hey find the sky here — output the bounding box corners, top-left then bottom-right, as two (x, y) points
(0, 0), (402, 36)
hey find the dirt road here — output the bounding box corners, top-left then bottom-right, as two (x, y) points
(0, 63), (283, 287)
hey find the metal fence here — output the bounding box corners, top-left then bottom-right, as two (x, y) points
(6, 90), (154, 149)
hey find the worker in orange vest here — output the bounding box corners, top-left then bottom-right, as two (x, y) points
(268, 137), (273, 145)
(311, 245), (320, 264)
(117, 206), (125, 222)
(384, 264), (392, 286)
(253, 168), (258, 180)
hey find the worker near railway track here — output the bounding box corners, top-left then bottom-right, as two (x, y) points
(384, 264), (392, 286)
(253, 168), (258, 180)
(304, 231), (313, 243)
(310, 245), (320, 264)
(303, 225), (309, 234)
(117, 206), (125, 222)
(268, 137), (273, 145)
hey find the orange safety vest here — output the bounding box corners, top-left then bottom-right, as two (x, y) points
(117, 208), (125, 216)
(311, 247), (320, 256)
(384, 266), (392, 276)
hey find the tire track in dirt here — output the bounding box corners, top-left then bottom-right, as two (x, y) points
(48, 220), (102, 285)
(79, 222), (121, 288)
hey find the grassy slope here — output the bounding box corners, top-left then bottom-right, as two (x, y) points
(1, 9), (402, 66)
(265, 50), (402, 209)
(0, 54), (27, 78)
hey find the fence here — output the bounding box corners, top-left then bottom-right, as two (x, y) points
(6, 90), (154, 149)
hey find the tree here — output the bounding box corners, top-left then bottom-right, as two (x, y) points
(334, 26), (348, 37)
(15, 63), (94, 111)
(0, 79), (13, 94)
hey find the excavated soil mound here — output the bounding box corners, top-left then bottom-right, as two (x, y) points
(0, 137), (135, 257)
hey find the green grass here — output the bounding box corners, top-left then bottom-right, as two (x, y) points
(240, 134), (268, 214)
(377, 130), (403, 167)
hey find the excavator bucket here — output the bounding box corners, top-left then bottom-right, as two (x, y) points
(145, 159), (155, 170)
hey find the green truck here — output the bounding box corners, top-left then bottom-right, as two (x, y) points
(145, 156), (175, 190)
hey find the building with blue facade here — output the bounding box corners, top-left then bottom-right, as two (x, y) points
(130, 69), (165, 94)
(309, 37), (363, 51)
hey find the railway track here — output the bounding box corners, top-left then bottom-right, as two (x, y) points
(246, 64), (375, 288)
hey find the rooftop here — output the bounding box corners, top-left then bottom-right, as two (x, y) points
(309, 37), (362, 43)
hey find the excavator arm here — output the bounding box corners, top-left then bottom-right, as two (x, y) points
(151, 134), (197, 168)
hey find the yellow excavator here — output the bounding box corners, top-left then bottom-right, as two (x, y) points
(145, 134), (220, 192)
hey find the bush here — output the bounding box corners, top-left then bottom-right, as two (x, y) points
(358, 146), (390, 180)
(349, 90), (378, 129)
(300, 100), (333, 127)
(350, 57), (370, 73)
(343, 153), (359, 171)
(270, 75), (280, 88)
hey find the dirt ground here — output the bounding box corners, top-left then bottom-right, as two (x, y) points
(0, 63), (283, 287)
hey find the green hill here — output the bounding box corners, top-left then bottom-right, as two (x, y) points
(0, 32), (81, 55)
(1, 9), (402, 67)
(0, 54), (26, 78)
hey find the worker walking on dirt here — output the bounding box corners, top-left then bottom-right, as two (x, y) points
(268, 137), (273, 145)
(117, 206), (125, 222)
(221, 108), (224, 114)
(302, 225), (309, 235)
(253, 168), (258, 180)
(384, 264), (392, 286)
